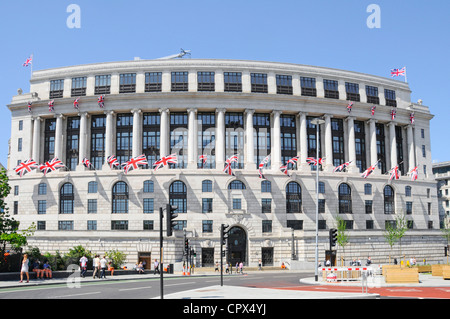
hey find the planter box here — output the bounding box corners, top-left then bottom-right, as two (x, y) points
(417, 265), (432, 273)
(385, 268), (419, 284)
(432, 264), (445, 276)
(382, 265), (401, 276)
(442, 266), (450, 280)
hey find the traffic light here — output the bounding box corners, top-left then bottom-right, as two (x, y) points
(184, 238), (189, 252)
(329, 228), (338, 247)
(221, 224), (230, 245)
(166, 204), (178, 237)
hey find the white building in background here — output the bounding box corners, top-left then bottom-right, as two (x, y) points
(5, 59), (444, 267)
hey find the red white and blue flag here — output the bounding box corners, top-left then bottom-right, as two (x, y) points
(107, 155), (120, 169)
(391, 67), (406, 77)
(333, 161), (352, 173)
(361, 160), (379, 179)
(347, 101), (353, 113)
(306, 157), (324, 166)
(389, 165), (400, 181)
(39, 157), (66, 175)
(73, 98), (80, 109)
(199, 154), (207, 167)
(258, 155), (270, 179)
(122, 155), (148, 174)
(390, 109), (396, 120)
(410, 112), (415, 125)
(280, 164), (290, 177)
(82, 158), (94, 170)
(371, 105), (376, 116)
(287, 156), (298, 168)
(223, 154), (239, 176)
(14, 159), (38, 177)
(23, 55), (33, 67)
(98, 95), (105, 108)
(48, 100), (55, 112)
(153, 154), (178, 171)
(409, 166), (418, 181)
(27, 101), (32, 113)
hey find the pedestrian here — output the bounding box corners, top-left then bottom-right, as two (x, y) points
(235, 262), (239, 274)
(258, 259), (262, 271)
(366, 256), (372, 266)
(108, 261), (115, 277)
(138, 262), (145, 274)
(100, 256), (107, 279)
(19, 254), (29, 283)
(225, 263), (229, 274)
(79, 255), (88, 278)
(92, 255), (100, 279)
(239, 261), (243, 274)
(215, 262), (219, 272)
(154, 259), (160, 274)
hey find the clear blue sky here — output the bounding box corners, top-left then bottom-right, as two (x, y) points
(0, 0), (448, 167)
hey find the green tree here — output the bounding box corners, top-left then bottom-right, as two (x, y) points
(106, 249), (127, 269)
(383, 214), (408, 265)
(335, 216), (349, 266)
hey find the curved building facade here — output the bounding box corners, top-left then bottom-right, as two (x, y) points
(6, 59), (442, 267)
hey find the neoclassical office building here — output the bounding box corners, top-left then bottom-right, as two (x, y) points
(6, 59), (443, 267)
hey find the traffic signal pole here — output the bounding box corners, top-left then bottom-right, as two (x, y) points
(159, 206), (164, 299)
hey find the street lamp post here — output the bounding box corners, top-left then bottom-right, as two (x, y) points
(311, 118), (325, 282)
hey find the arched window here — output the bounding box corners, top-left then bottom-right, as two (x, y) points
(228, 180), (246, 190)
(202, 180), (213, 192)
(112, 181), (129, 214)
(143, 180), (154, 193)
(261, 180), (271, 193)
(338, 183), (352, 214)
(60, 183), (74, 214)
(405, 186), (412, 197)
(286, 182), (301, 213)
(364, 183), (372, 195)
(169, 181), (187, 213)
(88, 181), (98, 193)
(384, 185), (395, 214)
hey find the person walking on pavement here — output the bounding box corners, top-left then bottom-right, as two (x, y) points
(154, 259), (160, 274)
(92, 255), (100, 279)
(100, 256), (107, 279)
(19, 254), (30, 283)
(239, 261), (243, 274)
(79, 255), (88, 278)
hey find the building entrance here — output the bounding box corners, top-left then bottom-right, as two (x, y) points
(227, 226), (247, 266)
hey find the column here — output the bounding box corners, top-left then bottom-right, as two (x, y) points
(272, 110), (282, 170)
(32, 117), (41, 163)
(299, 112), (308, 171)
(131, 109), (142, 158)
(159, 108), (170, 158)
(347, 116), (357, 172)
(368, 119), (379, 174)
(388, 122), (397, 169)
(245, 109), (255, 169)
(324, 114), (333, 171)
(187, 108), (197, 168)
(104, 110), (114, 168)
(407, 125), (416, 172)
(54, 114), (64, 160)
(215, 108), (226, 169)
(78, 112), (88, 170)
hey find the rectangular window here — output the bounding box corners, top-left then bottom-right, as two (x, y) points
(18, 138), (22, 152)
(87, 220), (97, 230)
(251, 73), (268, 93)
(254, 113), (271, 169)
(307, 116), (321, 159)
(37, 221), (46, 230)
(145, 72), (162, 92)
(66, 116), (80, 171)
(396, 126), (405, 175)
(276, 75), (293, 95)
(50, 79), (64, 99)
(197, 72), (215, 91)
(38, 183), (47, 195)
(143, 198), (154, 214)
(354, 120), (366, 173)
(58, 221), (74, 231)
(345, 82), (360, 102)
(143, 112), (160, 168)
(422, 145), (426, 158)
(71, 77), (87, 97)
(116, 113), (133, 164)
(318, 199), (325, 214)
(300, 77), (316, 97)
(280, 115), (296, 166)
(88, 182), (98, 193)
(262, 198), (272, 214)
(202, 198), (213, 213)
(225, 112), (244, 168)
(111, 220), (128, 230)
(287, 220), (303, 230)
(366, 220), (374, 229)
(262, 220), (272, 233)
(13, 201), (18, 215)
(331, 119), (345, 167)
(365, 200), (373, 214)
(119, 73), (136, 93)
(91, 115), (106, 169)
(224, 72), (242, 92)
(170, 112), (188, 168)
(95, 75), (111, 94)
(385, 89), (397, 107)
(171, 72), (188, 91)
(366, 86), (379, 104)
(406, 201), (413, 215)
(88, 199), (97, 214)
(197, 112), (216, 169)
(143, 220), (154, 230)
(202, 220), (213, 233)
(44, 118), (56, 162)
(233, 198), (242, 210)
(376, 124), (387, 174)
(19, 120), (23, 131)
(38, 200), (46, 214)
(324, 79), (339, 99)
(14, 185), (19, 196)
(421, 129), (425, 139)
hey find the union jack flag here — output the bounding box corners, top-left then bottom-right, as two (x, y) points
(389, 165), (400, 181)
(199, 154), (207, 166)
(82, 157), (94, 170)
(410, 112), (415, 125)
(98, 95), (105, 108)
(409, 166), (418, 181)
(361, 160), (379, 179)
(14, 159), (38, 177)
(287, 156), (298, 168)
(73, 98), (80, 109)
(391, 67), (406, 77)
(347, 101), (353, 113)
(306, 157), (324, 166)
(39, 157), (66, 175)
(280, 164), (290, 177)
(258, 155), (270, 179)
(23, 55), (33, 67)
(107, 155), (120, 169)
(153, 154), (178, 171)
(48, 100), (54, 112)
(390, 109), (396, 120)
(371, 105), (376, 116)
(27, 101), (32, 113)
(223, 154), (239, 176)
(122, 155), (148, 174)
(333, 161), (352, 173)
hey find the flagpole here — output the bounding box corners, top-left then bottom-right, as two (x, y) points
(404, 66), (407, 83)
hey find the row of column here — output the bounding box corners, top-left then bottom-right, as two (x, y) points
(30, 109), (416, 173)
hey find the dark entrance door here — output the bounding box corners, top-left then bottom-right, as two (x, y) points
(227, 226), (247, 266)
